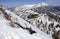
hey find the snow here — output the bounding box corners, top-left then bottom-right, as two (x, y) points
(6, 2), (60, 39)
(15, 4), (34, 11)
(40, 2), (48, 6)
(0, 9), (52, 39)
(14, 2), (48, 11)
(33, 2), (48, 8)
(13, 4), (60, 36)
(55, 27), (60, 31)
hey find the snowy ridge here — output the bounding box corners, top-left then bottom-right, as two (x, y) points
(14, 4), (34, 11)
(2, 2), (60, 39)
(33, 2), (48, 8)
(9, 2), (60, 39)
(0, 7), (52, 39)
(14, 2), (48, 11)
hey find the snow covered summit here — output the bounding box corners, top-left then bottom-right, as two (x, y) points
(33, 2), (48, 7)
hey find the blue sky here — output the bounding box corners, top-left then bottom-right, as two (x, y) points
(0, 0), (60, 8)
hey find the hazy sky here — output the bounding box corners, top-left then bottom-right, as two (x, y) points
(0, 0), (60, 8)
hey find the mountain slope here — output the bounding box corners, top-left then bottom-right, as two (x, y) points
(8, 3), (60, 39)
(0, 6), (52, 39)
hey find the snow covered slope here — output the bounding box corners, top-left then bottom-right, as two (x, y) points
(11, 2), (48, 12)
(33, 2), (48, 8)
(0, 7), (52, 39)
(8, 2), (60, 39)
(13, 4), (35, 12)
